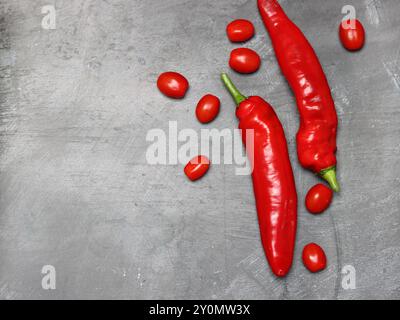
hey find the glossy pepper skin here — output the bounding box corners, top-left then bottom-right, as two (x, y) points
(229, 48), (261, 74)
(302, 243), (327, 273)
(157, 72), (189, 99)
(221, 73), (297, 277)
(184, 155), (210, 181)
(339, 19), (365, 52)
(226, 19), (255, 43)
(258, 0), (340, 192)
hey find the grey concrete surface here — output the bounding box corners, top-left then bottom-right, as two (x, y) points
(0, 0), (399, 300)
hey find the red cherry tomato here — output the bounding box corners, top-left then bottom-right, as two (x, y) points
(302, 243), (327, 273)
(184, 155), (210, 181)
(229, 48), (261, 74)
(196, 94), (220, 124)
(339, 19), (365, 51)
(157, 72), (189, 99)
(305, 184), (333, 214)
(226, 19), (255, 43)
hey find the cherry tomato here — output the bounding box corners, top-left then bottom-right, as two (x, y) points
(226, 19), (255, 43)
(157, 72), (189, 99)
(184, 155), (210, 181)
(339, 19), (365, 51)
(229, 48), (261, 74)
(196, 94), (220, 124)
(302, 243), (327, 273)
(305, 183), (333, 214)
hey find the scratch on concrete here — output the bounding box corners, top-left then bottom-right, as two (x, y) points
(365, 0), (383, 26)
(383, 59), (400, 90)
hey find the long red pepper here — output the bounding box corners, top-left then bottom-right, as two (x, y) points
(221, 73), (297, 277)
(258, 0), (340, 191)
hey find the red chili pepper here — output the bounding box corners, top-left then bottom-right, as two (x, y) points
(226, 19), (255, 43)
(229, 48), (261, 74)
(221, 73), (297, 277)
(339, 19), (365, 52)
(258, 0), (340, 192)
(157, 72), (189, 99)
(196, 94), (220, 124)
(302, 243), (327, 273)
(305, 183), (333, 214)
(184, 155), (210, 181)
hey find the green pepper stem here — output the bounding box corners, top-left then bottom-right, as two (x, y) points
(320, 166), (340, 192)
(221, 73), (247, 106)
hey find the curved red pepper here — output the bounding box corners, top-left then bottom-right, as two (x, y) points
(258, 0), (340, 192)
(222, 73), (297, 277)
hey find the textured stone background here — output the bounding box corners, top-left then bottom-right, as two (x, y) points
(0, 0), (399, 299)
